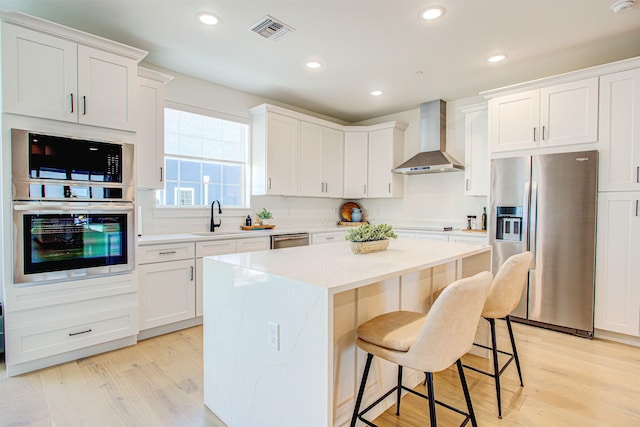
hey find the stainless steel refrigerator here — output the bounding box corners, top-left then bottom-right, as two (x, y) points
(489, 150), (598, 337)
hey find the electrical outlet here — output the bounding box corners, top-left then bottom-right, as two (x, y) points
(268, 321), (279, 350)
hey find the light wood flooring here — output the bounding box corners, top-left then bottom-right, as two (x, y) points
(1, 322), (639, 427)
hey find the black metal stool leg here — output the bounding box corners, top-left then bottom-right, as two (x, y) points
(425, 372), (437, 427)
(456, 359), (478, 427)
(506, 315), (524, 387)
(396, 365), (403, 415)
(350, 353), (373, 427)
(489, 318), (503, 419)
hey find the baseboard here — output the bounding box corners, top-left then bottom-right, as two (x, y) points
(137, 316), (203, 341)
(594, 329), (640, 347)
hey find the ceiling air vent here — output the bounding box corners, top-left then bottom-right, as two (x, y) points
(249, 15), (295, 41)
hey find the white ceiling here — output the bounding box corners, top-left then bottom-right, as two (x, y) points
(1, 0), (639, 122)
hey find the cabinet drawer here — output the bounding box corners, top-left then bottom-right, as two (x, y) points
(312, 231), (346, 245)
(237, 237), (270, 253)
(5, 273), (136, 312)
(6, 305), (138, 365)
(137, 242), (195, 264)
(196, 239), (237, 257)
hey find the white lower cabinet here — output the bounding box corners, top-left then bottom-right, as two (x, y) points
(137, 242), (196, 331)
(595, 192), (640, 337)
(4, 273), (138, 375)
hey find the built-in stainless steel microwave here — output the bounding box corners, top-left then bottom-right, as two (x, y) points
(11, 129), (134, 202)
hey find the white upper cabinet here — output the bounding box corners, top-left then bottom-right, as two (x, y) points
(2, 22), (144, 131)
(299, 121), (344, 198)
(489, 78), (599, 153)
(343, 131), (368, 199)
(368, 125), (404, 198)
(598, 69), (640, 192)
(251, 108), (300, 196)
(460, 103), (489, 196)
(136, 68), (173, 190)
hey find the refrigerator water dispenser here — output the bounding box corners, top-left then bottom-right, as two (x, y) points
(496, 206), (523, 241)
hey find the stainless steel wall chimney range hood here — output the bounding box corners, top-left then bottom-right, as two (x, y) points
(391, 99), (464, 174)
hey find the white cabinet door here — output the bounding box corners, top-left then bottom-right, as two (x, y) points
(595, 192), (640, 336)
(462, 104), (489, 196)
(490, 90), (539, 152)
(540, 78), (599, 147)
(299, 121), (324, 197)
(368, 127), (404, 198)
(266, 113), (299, 195)
(323, 127), (344, 198)
(195, 239), (237, 317)
(77, 45), (137, 131)
(138, 259), (195, 330)
(300, 122), (344, 198)
(598, 69), (640, 192)
(344, 132), (368, 198)
(2, 23), (77, 123)
(136, 75), (166, 189)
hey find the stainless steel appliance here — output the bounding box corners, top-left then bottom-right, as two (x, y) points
(11, 130), (135, 285)
(490, 151), (598, 337)
(270, 233), (310, 249)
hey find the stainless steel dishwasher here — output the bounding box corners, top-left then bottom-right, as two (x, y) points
(270, 233), (310, 249)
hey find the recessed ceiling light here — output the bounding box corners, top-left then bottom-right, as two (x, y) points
(420, 6), (445, 20)
(611, 0), (635, 13)
(371, 90), (384, 96)
(487, 53), (507, 63)
(197, 12), (220, 26)
(305, 61), (323, 69)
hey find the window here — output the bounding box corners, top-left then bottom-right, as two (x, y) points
(156, 107), (249, 208)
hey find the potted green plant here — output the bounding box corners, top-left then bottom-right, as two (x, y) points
(256, 208), (273, 225)
(344, 223), (397, 254)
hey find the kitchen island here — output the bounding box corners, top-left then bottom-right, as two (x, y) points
(202, 238), (491, 427)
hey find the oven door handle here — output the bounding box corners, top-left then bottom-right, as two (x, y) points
(13, 202), (134, 213)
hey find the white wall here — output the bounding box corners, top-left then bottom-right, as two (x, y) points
(136, 64), (488, 235)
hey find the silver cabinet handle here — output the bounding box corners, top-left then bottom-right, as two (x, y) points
(69, 328), (92, 336)
(82, 96), (87, 115)
(158, 251), (176, 255)
(533, 127), (537, 142)
(542, 126), (547, 141)
(636, 200), (639, 217)
(268, 177), (272, 190)
(321, 182), (324, 193)
(70, 93), (74, 113)
(388, 183), (391, 193)
(190, 266), (194, 281)
(325, 182), (328, 193)
(466, 179), (470, 191)
(364, 184), (367, 195)
(160, 167), (163, 182)
(326, 236), (334, 240)
(636, 166), (639, 184)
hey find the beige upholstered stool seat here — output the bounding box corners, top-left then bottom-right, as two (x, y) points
(357, 310), (426, 352)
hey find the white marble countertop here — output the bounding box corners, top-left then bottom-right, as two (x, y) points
(209, 238), (490, 294)
(137, 224), (487, 246)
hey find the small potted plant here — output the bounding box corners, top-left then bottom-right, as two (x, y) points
(345, 223), (397, 254)
(256, 208), (273, 225)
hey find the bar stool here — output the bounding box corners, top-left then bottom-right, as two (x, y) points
(463, 251), (533, 419)
(350, 271), (492, 427)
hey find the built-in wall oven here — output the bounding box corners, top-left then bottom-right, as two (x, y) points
(11, 129), (135, 285)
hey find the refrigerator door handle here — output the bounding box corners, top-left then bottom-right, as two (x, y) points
(522, 181), (531, 253)
(529, 181), (538, 269)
